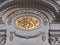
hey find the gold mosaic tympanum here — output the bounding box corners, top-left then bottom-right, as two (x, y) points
(16, 16), (39, 30)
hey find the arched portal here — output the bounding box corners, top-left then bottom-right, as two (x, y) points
(0, 0), (60, 45)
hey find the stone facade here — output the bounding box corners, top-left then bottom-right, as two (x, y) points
(0, 0), (60, 45)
